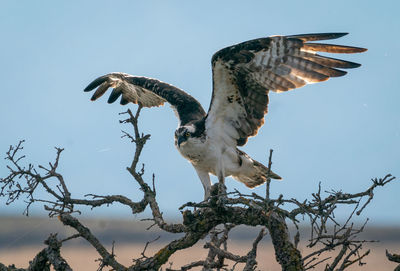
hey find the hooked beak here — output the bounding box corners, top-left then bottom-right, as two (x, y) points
(177, 136), (186, 147)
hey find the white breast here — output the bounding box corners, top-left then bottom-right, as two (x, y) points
(177, 134), (240, 177)
(177, 136), (215, 170)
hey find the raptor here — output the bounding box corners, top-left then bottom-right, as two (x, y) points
(84, 33), (366, 199)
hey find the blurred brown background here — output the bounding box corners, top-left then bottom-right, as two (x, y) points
(0, 216), (398, 270)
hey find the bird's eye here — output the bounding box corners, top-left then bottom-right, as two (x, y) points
(185, 132), (190, 137)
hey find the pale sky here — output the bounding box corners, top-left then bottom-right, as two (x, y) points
(0, 1), (399, 225)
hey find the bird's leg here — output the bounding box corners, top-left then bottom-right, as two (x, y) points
(194, 167), (212, 200)
(217, 171), (226, 195)
(216, 152), (227, 195)
(216, 154), (227, 200)
(216, 170), (227, 206)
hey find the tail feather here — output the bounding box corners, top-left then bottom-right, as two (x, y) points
(232, 158), (282, 188)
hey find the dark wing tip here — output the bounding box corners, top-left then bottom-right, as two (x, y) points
(287, 32), (348, 41)
(336, 60), (362, 68)
(332, 69), (348, 77)
(120, 96), (129, 105)
(107, 88), (122, 104)
(83, 85), (94, 92)
(83, 76), (108, 92)
(310, 54), (363, 69)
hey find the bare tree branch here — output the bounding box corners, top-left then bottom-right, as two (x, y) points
(0, 105), (396, 271)
(386, 250), (400, 271)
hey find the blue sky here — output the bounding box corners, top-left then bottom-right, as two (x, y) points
(0, 1), (399, 225)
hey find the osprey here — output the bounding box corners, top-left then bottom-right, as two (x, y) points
(84, 33), (366, 199)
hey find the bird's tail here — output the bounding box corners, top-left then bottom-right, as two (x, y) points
(232, 158), (282, 188)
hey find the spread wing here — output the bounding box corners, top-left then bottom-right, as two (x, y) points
(84, 72), (206, 125)
(206, 33), (367, 146)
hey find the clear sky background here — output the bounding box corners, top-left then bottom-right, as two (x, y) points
(0, 1), (399, 225)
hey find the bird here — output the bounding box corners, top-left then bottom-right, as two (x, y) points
(84, 32), (366, 199)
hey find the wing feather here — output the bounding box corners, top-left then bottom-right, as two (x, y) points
(301, 54), (362, 69)
(107, 87), (123, 103)
(285, 66), (330, 83)
(207, 33), (366, 146)
(90, 82), (110, 101)
(302, 43), (367, 53)
(286, 32), (348, 42)
(120, 96), (129, 105)
(286, 56), (347, 77)
(250, 70), (295, 92)
(84, 73), (205, 125)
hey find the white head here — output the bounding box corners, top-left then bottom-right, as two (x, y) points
(174, 125), (196, 147)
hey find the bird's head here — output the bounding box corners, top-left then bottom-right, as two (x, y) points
(175, 125), (196, 147)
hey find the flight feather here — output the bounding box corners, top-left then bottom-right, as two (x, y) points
(207, 32), (367, 146)
(84, 72), (206, 125)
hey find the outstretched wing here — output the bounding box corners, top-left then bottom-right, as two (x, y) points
(206, 33), (366, 146)
(84, 73), (206, 125)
